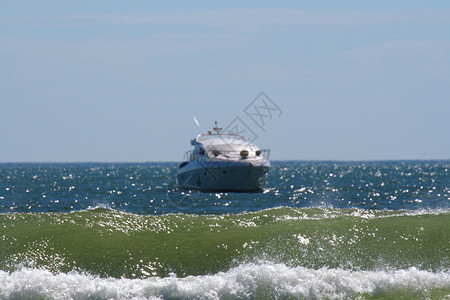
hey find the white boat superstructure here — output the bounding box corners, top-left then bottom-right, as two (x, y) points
(177, 122), (270, 192)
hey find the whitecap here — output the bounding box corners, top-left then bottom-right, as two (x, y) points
(1, 264), (449, 300)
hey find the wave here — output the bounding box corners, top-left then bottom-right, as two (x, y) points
(1, 264), (449, 300)
(2, 204), (449, 217)
(1, 207), (448, 279)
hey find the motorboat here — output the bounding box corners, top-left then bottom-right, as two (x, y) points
(176, 122), (270, 192)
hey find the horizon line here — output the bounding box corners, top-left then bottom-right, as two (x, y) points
(1, 158), (449, 165)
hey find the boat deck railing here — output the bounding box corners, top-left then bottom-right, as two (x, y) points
(183, 149), (270, 163)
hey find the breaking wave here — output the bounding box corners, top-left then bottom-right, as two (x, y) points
(1, 264), (449, 300)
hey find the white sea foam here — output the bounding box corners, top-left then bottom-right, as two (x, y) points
(1, 264), (449, 300)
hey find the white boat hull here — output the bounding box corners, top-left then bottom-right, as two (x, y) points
(177, 160), (270, 192)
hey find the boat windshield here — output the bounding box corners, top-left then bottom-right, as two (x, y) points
(197, 133), (247, 142)
(198, 134), (250, 149)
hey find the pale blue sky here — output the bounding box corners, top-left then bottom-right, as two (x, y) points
(1, 1), (449, 162)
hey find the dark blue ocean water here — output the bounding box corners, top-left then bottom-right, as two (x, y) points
(1, 161), (448, 215)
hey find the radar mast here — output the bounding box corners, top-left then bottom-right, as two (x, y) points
(213, 121), (222, 134)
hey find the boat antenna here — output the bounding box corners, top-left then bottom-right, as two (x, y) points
(193, 116), (201, 128)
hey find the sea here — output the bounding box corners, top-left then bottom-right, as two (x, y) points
(0, 161), (448, 299)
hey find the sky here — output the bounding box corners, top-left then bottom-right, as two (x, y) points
(1, 1), (449, 162)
